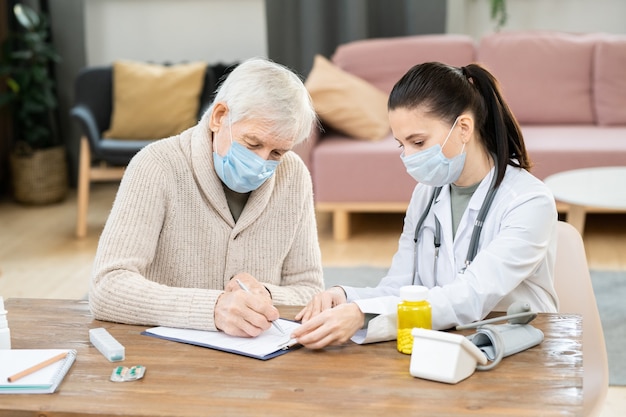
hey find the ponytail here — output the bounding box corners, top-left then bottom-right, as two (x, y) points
(461, 64), (530, 186)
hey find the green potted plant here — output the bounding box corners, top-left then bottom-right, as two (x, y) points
(0, 3), (67, 204)
(491, 0), (508, 31)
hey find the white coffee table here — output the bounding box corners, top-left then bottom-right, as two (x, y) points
(544, 166), (626, 235)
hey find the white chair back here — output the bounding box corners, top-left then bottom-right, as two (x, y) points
(553, 221), (609, 417)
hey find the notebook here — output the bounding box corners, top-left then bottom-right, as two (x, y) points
(142, 318), (301, 360)
(0, 349), (76, 394)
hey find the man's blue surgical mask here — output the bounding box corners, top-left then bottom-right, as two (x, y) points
(401, 117), (465, 187)
(213, 118), (280, 193)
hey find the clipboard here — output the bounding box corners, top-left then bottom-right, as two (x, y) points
(0, 349), (76, 394)
(142, 318), (301, 360)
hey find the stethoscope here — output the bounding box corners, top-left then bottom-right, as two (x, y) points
(412, 156), (500, 284)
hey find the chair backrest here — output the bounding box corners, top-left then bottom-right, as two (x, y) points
(72, 64), (218, 134)
(73, 66), (115, 133)
(553, 221), (609, 417)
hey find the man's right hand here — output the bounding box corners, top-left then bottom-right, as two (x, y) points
(214, 289), (279, 337)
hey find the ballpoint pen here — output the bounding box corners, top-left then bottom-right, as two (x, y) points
(235, 279), (286, 335)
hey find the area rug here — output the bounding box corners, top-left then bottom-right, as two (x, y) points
(589, 270), (626, 386)
(323, 266), (625, 386)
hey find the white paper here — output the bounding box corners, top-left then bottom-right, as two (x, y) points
(144, 319), (301, 358)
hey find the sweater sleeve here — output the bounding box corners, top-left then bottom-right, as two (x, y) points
(89, 145), (222, 331)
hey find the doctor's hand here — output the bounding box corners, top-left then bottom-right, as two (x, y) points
(215, 276), (279, 338)
(295, 286), (347, 322)
(291, 303), (364, 350)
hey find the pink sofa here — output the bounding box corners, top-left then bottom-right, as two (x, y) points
(295, 31), (626, 240)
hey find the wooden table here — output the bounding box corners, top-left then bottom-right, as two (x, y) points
(1, 299), (582, 417)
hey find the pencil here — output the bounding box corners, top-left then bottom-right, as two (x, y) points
(7, 351), (69, 383)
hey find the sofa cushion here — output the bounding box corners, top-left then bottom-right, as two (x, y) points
(305, 54), (390, 141)
(522, 126), (626, 179)
(104, 60), (207, 140)
(332, 34), (476, 94)
(478, 31), (596, 125)
(594, 34), (626, 125)
(312, 133), (416, 202)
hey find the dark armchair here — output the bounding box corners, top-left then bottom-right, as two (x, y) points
(70, 64), (223, 238)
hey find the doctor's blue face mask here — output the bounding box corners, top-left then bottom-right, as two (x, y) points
(213, 116), (280, 193)
(401, 117), (466, 187)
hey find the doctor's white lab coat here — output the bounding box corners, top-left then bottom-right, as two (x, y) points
(343, 165), (559, 344)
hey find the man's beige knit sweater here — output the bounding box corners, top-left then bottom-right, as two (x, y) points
(89, 117), (324, 331)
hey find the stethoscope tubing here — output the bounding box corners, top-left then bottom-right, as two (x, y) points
(412, 157), (500, 284)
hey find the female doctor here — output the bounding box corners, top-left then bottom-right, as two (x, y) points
(292, 62), (559, 349)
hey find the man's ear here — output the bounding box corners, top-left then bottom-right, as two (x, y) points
(209, 102), (229, 133)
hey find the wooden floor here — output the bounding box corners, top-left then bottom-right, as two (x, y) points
(0, 181), (624, 416)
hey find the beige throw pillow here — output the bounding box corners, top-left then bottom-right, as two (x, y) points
(104, 60), (207, 140)
(305, 54), (389, 141)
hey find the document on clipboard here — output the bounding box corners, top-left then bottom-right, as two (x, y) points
(141, 319), (300, 360)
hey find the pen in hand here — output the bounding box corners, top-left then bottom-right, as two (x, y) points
(235, 279), (286, 335)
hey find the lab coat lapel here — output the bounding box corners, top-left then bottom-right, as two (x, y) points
(432, 187), (453, 250)
(431, 187), (455, 284)
(467, 167), (495, 214)
(430, 167), (495, 282)
(451, 167), (497, 269)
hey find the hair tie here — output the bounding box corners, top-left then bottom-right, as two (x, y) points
(461, 66), (473, 84)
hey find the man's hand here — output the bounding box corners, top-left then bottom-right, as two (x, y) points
(291, 303), (365, 350)
(224, 272), (272, 299)
(215, 273), (278, 337)
(295, 286), (347, 322)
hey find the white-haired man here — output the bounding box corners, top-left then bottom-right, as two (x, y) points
(90, 58), (323, 337)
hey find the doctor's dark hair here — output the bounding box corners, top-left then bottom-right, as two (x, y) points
(388, 62), (531, 187)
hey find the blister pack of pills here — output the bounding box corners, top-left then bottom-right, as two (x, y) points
(110, 365), (146, 382)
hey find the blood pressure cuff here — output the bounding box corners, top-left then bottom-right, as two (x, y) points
(466, 323), (544, 362)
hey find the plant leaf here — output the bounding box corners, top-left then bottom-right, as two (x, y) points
(13, 4), (40, 31)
